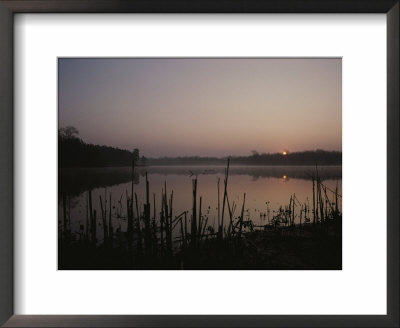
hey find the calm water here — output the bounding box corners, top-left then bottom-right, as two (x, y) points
(59, 165), (342, 242)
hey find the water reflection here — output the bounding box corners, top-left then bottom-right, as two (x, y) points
(59, 165), (342, 242)
(59, 165), (341, 197)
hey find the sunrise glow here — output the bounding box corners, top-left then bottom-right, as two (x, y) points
(59, 58), (342, 157)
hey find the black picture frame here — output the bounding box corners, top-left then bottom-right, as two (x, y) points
(0, 1), (398, 327)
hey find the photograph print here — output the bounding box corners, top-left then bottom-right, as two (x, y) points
(58, 58), (342, 270)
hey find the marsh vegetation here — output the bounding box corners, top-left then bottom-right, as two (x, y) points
(58, 160), (341, 270)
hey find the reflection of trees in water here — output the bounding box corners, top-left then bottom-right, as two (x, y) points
(59, 165), (341, 198)
(140, 166), (341, 181)
(59, 168), (139, 198)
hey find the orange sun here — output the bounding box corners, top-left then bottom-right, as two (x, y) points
(282, 151), (287, 156)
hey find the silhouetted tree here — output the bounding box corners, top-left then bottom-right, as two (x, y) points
(59, 126), (80, 139)
(59, 131), (135, 168)
(58, 130), (341, 168)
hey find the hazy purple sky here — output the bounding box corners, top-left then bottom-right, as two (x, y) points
(58, 58), (341, 157)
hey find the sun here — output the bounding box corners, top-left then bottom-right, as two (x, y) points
(282, 151), (287, 156)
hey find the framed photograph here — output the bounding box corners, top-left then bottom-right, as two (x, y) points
(0, 1), (398, 327)
(57, 57), (343, 271)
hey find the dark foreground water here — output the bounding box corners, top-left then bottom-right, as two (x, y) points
(59, 165), (342, 244)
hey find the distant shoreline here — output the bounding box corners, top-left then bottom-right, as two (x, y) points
(59, 135), (341, 168)
(60, 163), (343, 168)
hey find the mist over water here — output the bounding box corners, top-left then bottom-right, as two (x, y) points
(58, 58), (342, 269)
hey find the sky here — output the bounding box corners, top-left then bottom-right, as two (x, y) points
(58, 58), (341, 157)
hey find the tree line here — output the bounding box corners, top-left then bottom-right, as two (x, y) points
(144, 150), (341, 166)
(59, 126), (144, 168)
(59, 126), (341, 168)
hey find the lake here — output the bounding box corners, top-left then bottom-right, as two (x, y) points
(59, 165), (342, 244)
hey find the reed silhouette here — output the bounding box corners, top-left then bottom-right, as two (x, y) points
(58, 160), (342, 270)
